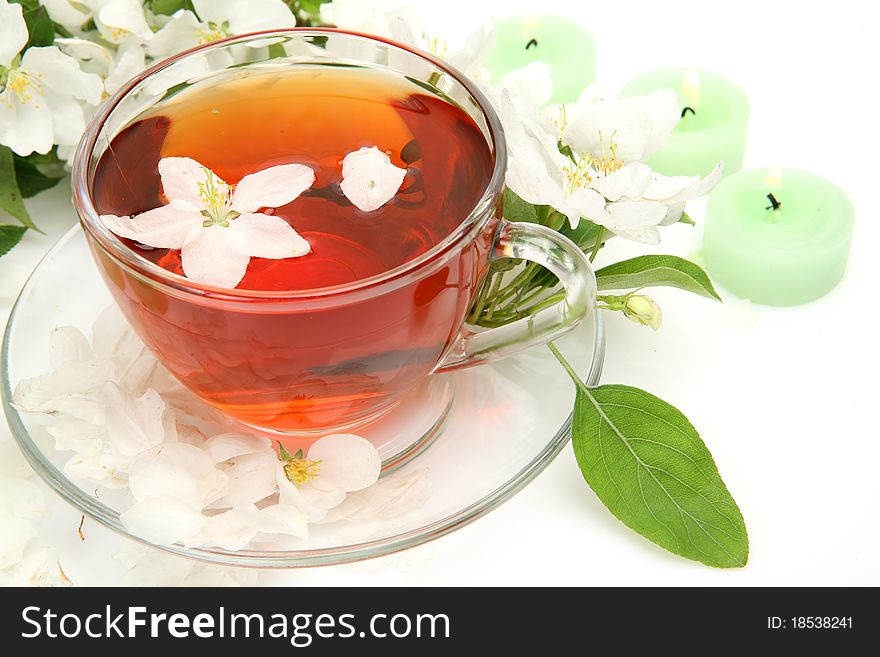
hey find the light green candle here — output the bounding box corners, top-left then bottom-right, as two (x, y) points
(703, 168), (854, 306)
(621, 68), (749, 178)
(485, 15), (596, 104)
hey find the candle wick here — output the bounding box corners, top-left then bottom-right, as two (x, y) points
(765, 193), (782, 211)
(525, 38), (538, 50)
(681, 106), (696, 118)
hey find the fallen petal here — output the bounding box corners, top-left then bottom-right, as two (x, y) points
(340, 146), (407, 212)
(307, 433), (381, 492)
(120, 495), (206, 546)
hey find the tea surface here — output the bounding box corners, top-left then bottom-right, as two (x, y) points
(93, 65), (494, 291)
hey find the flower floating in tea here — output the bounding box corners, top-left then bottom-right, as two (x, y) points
(340, 146), (408, 212)
(101, 156), (314, 288)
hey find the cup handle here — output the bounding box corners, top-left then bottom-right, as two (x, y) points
(435, 219), (596, 372)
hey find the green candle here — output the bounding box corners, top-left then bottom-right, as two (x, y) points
(703, 168), (854, 306)
(620, 68), (749, 178)
(485, 15), (596, 104)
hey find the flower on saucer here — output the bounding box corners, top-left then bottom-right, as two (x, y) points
(101, 157), (315, 288)
(340, 147), (407, 212)
(276, 434), (382, 522)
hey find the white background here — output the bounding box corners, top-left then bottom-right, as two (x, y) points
(2, 0), (879, 585)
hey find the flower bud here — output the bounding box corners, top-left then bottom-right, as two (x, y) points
(622, 294), (662, 330)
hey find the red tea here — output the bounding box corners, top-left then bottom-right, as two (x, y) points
(90, 65), (497, 432)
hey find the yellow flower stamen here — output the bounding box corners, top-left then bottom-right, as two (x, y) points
(283, 458), (322, 485)
(593, 132), (624, 176)
(2, 68), (42, 108)
(197, 168), (235, 226)
(563, 155), (593, 195)
(197, 21), (229, 45)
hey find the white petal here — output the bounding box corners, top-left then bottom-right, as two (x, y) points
(146, 10), (203, 58)
(158, 156), (224, 208)
(64, 452), (129, 488)
(643, 174), (700, 201)
(307, 433), (381, 492)
(103, 383), (176, 458)
(13, 360), (113, 413)
(500, 62), (554, 114)
(340, 147), (407, 212)
(95, 0), (152, 44)
(103, 39), (146, 95)
(203, 433), (272, 463)
(42, 91), (86, 148)
(627, 89), (680, 160)
(194, 0), (296, 33)
(231, 163), (315, 212)
(128, 443), (226, 509)
(665, 163), (724, 205)
(49, 326), (93, 368)
(0, 89), (53, 156)
(202, 509), (257, 551)
(613, 226), (661, 244)
(120, 496), (205, 546)
(212, 451), (277, 508)
(567, 106), (653, 163)
(0, 1), (27, 69)
(591, 162), (653, 202)
(566, 187), (609, 225)
(55, 37), (113, 77)
(46, 419), (104, 456)
(275, 464), (343, 522)
(604, 201), (668, 229)
(21, 46), (104, 105)
(180, 225), (251, 288)
(41, 0), (92, 30)
(101, 205), (202, 249)
(245, 504), (308, 539)
(229, 213), (311, 260)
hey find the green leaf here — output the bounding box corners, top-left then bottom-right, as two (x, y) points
(502, 187), (538, 223)
(12, 0), (55, 48)
(0, 224), (27, 258)
(550, 345), (748, 568)
(596, 255), (721, 301)
(294, 0), (330, 17)
(147, 0), (194, 15)
(0, 146), (40, 231)
(14, 154), (64, 198)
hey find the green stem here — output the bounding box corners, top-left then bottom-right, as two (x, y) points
(548, 342), (592, 395)
(468, 271), (495, 323)
(481, 274), (504, 320)
(589, 226), (606, 263)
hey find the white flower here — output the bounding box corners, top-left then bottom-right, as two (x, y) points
(323, 1), (493, 85)
(340, 147), (407, 212)
(276, 434), (381, 522)
(0, 0), (103, 156)
(501, 91), (722, 244)
(101, 157), (315, 288)
(148, 0), (296, 60)
(85, 0), (153, 45)
(497, 62), (553, 115)
(556, 85), (680, 164)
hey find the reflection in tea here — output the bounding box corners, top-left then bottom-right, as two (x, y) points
(91, 66), (496, 433)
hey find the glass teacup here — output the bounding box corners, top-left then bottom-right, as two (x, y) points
(72, 30), (596, 437)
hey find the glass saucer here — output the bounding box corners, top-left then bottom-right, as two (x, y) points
(1, 227), (605, 567)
